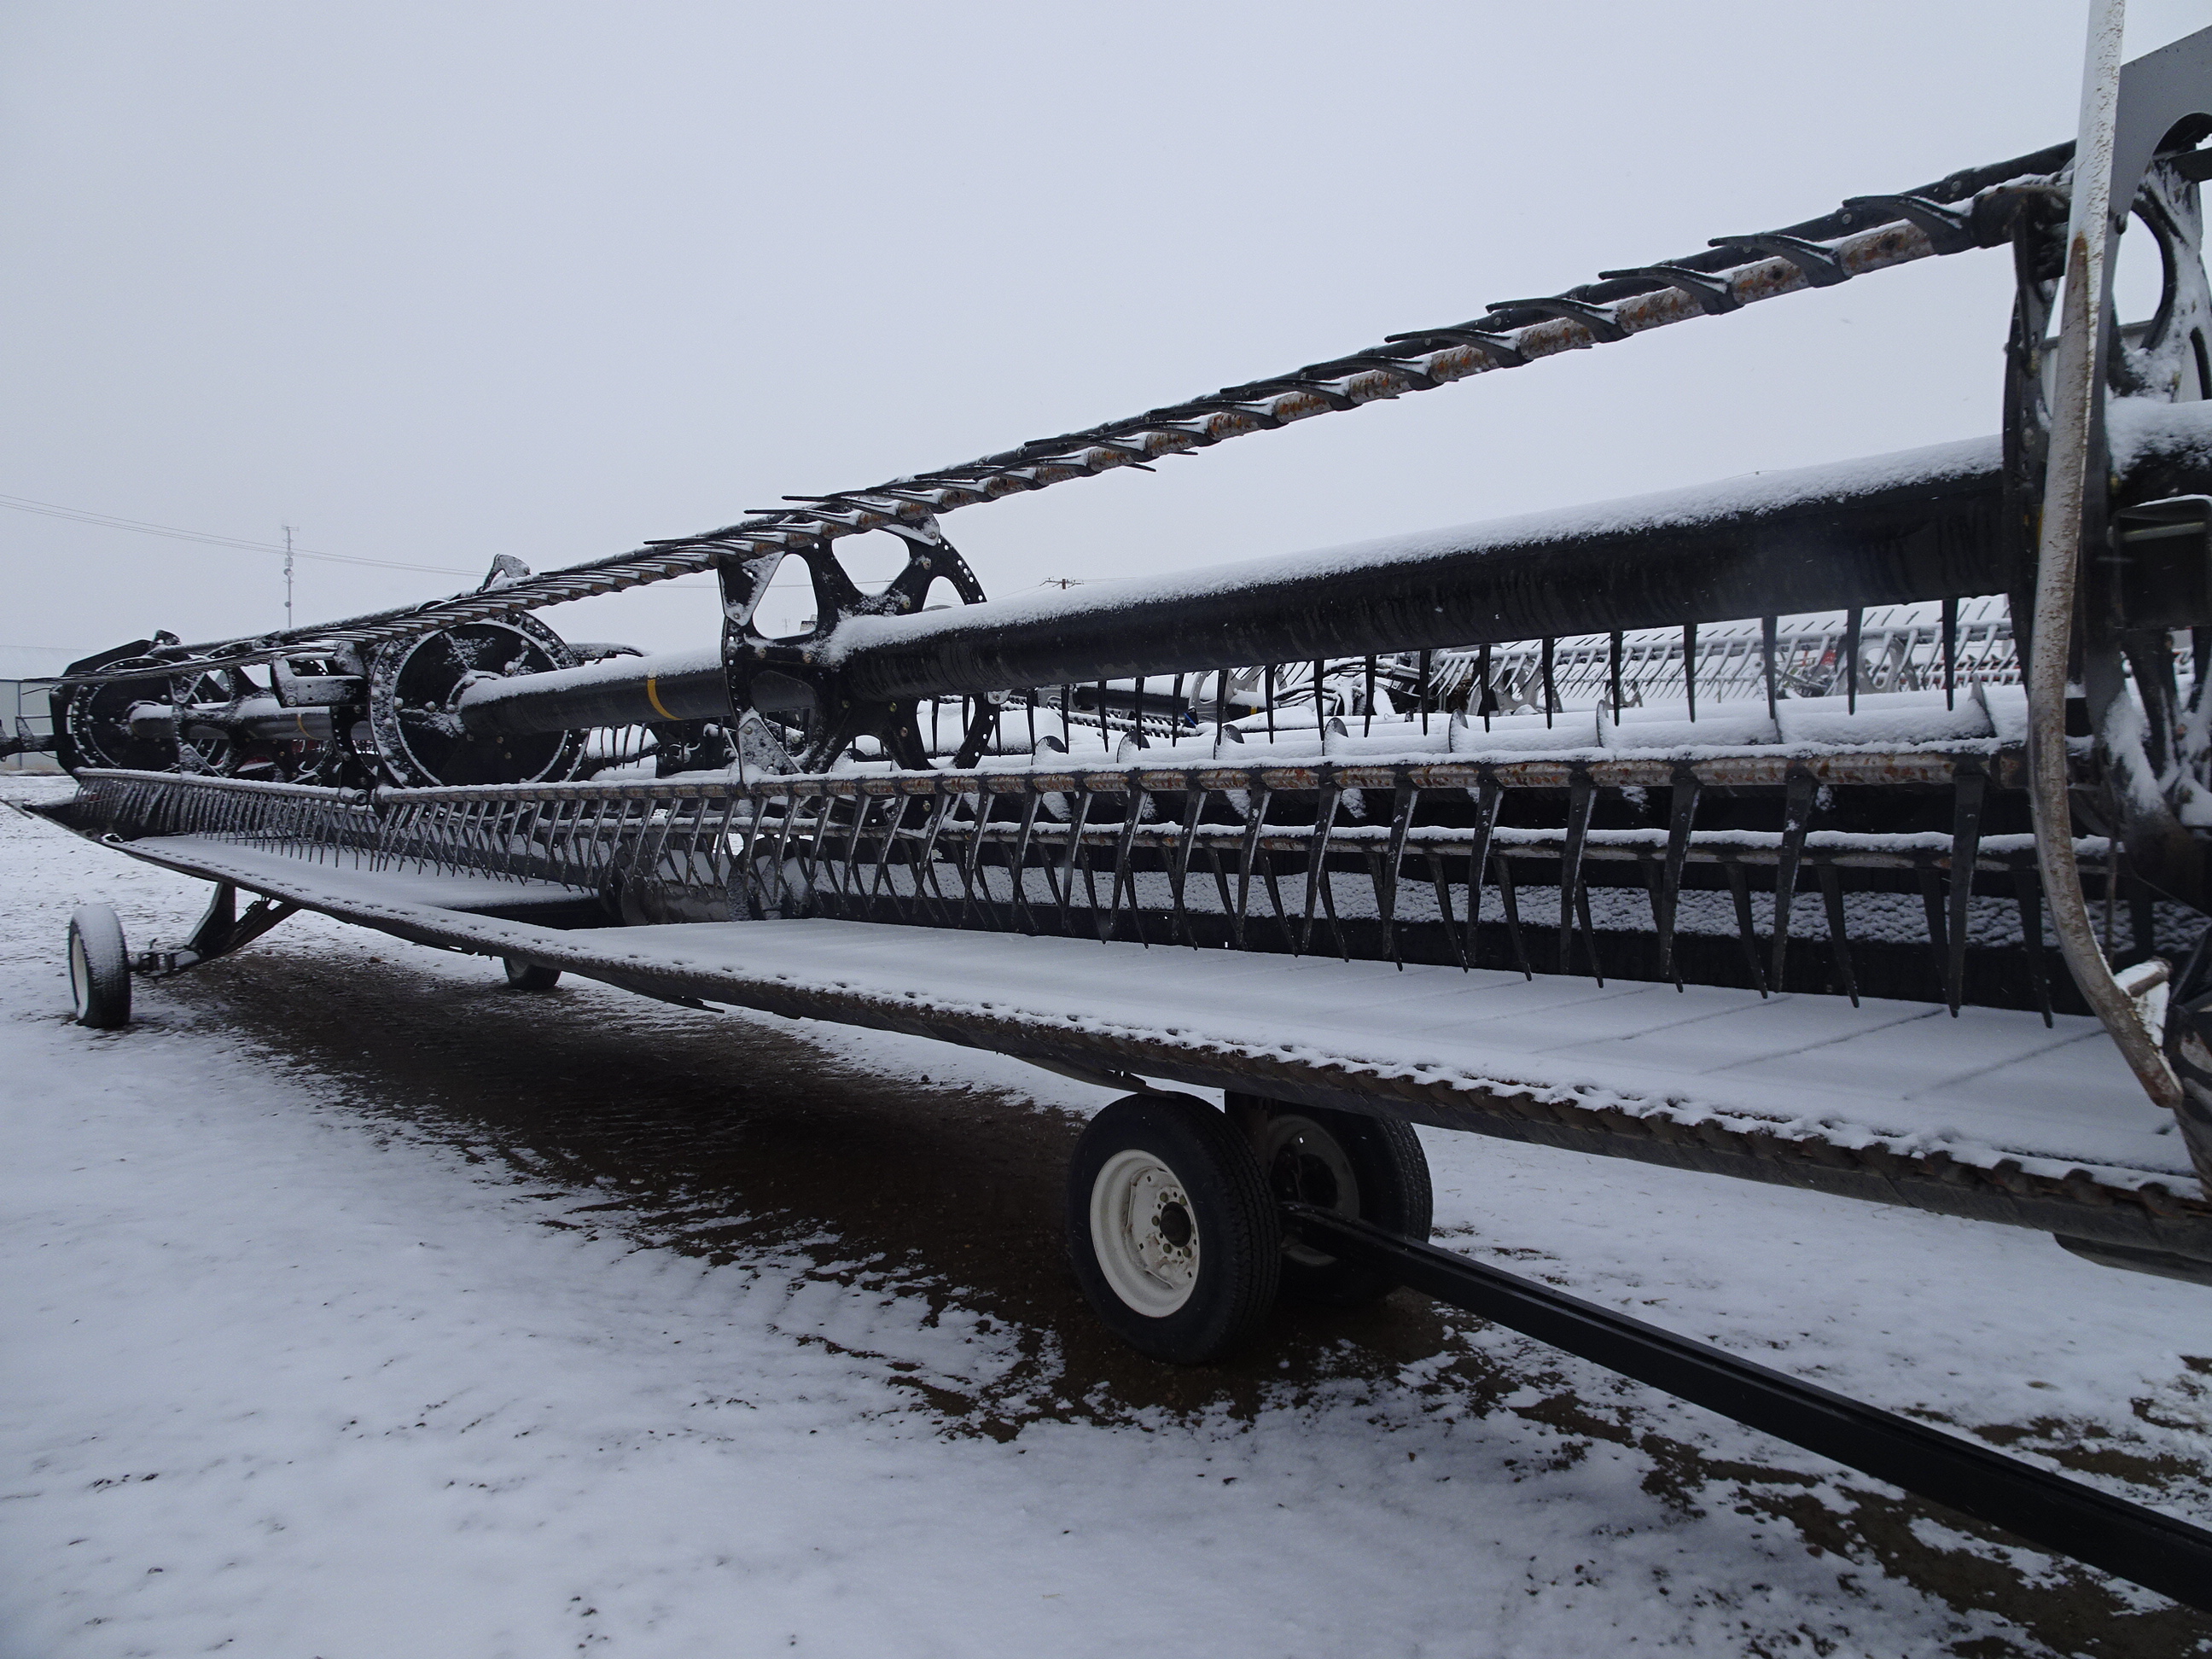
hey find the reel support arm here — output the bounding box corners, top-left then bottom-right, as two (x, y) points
(2029, 9), (2212, 1144)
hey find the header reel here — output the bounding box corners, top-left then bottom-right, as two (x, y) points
(711, 515), (991, 773)
(35, 27), (2212, 1190)
(47, 565), (603, 789)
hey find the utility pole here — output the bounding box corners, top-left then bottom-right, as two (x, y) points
(282, 524), (295, 630)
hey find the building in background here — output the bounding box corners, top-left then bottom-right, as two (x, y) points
(0, 645), (72, 772)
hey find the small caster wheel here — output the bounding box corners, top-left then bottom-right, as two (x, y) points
(503, 958), (562, 990)
(1068, 1093), (1281, 1364)
(67, 905), (132, 1029)
(1232, 1095), (1432, 1307)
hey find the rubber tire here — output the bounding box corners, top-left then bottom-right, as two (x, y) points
(67, 905), (131, 1029)
(503, 958), (562, 990)
(1233, 1095), (1433, 1307)
(1068, 1093), (1282, 1365)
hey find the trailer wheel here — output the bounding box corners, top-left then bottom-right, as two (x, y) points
(1068, 1093), (1281, 1364)
(1235, 1096), (1432, 1307)
(502, 958), (562, 990)
(67, 905), (132, 1029)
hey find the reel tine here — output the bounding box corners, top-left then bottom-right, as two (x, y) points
(1234, 782), (1270, 951)
(957, 789), (990, 929)
(1464, 769), (1503, 970)
(599, 798), (623, 889)
(866, 795), (903, 917)
(1265, 665), (1277, 742)
(1378, 781), (1419, 967)
(1725, 859), (1768, 996)
(1260, 831), (1292, 946)
(669, 797), (700, 895)
(1364, 656), (1377, 736)
(733, 789), (770, 919)
(1575, 882), (1604, 987)
(1207, 841), (1236, 937)
(1540, 637), (1557, 727)
(1478, 643), (1493, 730)
(1770, 768), (1815, 988)
(1034, 805), (1068, 916)
(1946, 762), (1987, 1016)
(1009, 786), (1045, 933)
(1497, 856), (1532, 980)
(725, 791), (760, 911)
(707, 794), (742, 914)
(1918, 864), (1949, 995)
(1106, 778), (1148, 945)
(1761, 615), (1779, 721)
(1079, 811), (1107, 926)
(1609, 631), (1624, 726)
(1559, 767), (1595, 979)
(839, 790), (876, 917)
(1313, 659), (1328, 737)
(1057, 787), (1091, 935)
(1683, 622), (1697, 723)
(1659, 765), (1701, 987)
(1169, 783), (1207, 947)
(2013, 863), (2053, 1027)
(1360, 845), (1395, 967)
(1844, 607), (1863, 714)
(1318, 841), (1351, 962)
(1818, 862), (1860, 1006)
(767, 788), (806, 913)
(1300, 780), (1342, 956)
(1417, 649), (1431, 735)
(763, 790), (795, 874)
(1941, 597), (1959, 709)
(1429, 845), (1466, 969)
(911, 789), (957, 925)
(800, 789), (838, 898)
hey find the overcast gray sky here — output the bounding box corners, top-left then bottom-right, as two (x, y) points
(5, 1), (2209, 661)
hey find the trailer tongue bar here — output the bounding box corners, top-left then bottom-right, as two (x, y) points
(1289, 1205), (2212, 1613)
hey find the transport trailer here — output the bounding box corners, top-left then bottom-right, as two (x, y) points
(24, 13), (2212, 1611)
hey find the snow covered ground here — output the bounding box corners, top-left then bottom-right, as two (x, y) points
(3, 775), (2207, 1658)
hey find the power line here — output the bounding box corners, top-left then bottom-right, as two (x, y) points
(0, 492), (475, 576)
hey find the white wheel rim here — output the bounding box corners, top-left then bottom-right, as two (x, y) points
(68, 931), (90, 1017)
(1090, 1149), (1201, 1316)
(1260, 1115), (1360, 1267)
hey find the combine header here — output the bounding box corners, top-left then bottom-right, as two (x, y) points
(19, 13), (2212, 1610)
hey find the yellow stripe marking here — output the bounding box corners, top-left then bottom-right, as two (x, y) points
(645, 675), (675, 721)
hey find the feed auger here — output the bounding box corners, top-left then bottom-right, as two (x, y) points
(24, 19), (2212, 1610)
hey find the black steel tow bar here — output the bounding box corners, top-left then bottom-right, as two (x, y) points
(1286, 1204), (2212, 1612)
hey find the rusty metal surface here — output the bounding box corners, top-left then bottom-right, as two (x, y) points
(65, 745), (2028, 808)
